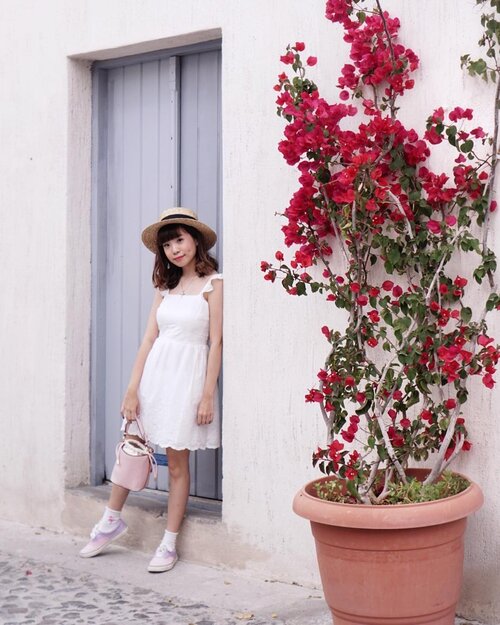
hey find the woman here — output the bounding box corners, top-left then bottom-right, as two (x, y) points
(80, 207), (223, 573)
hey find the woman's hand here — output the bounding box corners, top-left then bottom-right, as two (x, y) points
(121, 390), (140, 421)
(197, 394), (214, 425)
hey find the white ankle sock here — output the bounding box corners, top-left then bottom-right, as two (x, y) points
(98, 507), (121, 533)
(160, 529), (178, 552)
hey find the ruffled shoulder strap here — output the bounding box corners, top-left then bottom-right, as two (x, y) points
(201, 273), (223, 295)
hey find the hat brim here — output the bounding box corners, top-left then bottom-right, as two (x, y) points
(141, 217), (217, 253)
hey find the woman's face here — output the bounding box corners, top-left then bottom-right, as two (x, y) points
(162, 227), (198, 269)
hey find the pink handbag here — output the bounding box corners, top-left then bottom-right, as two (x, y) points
(110, 418), (158, 491)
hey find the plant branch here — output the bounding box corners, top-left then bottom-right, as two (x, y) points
(482, 71), (500, 287)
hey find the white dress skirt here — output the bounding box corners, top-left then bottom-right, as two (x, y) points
(124, 274), (222, 450)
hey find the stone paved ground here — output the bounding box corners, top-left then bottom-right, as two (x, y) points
(0, 555), (279, 625)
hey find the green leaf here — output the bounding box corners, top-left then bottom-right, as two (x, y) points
(461, 139), (474, 153)
(346, 480), (361, 500)
(416, 378), (431, 394)
(296, 281), (306, 296)
(381, 309), (393, 325)
(388, 246), (401, 264)
(486, 293), (499, 310)
(461, 307), (472, 323)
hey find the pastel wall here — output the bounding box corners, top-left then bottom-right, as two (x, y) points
(0, 1), (498, 621)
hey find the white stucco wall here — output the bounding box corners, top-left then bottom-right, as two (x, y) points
(0, 1), (499, 622)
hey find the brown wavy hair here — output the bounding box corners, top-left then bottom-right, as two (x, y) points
(152, 224), (218, 290)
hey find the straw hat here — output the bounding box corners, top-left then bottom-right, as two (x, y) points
(141, 207), (217, 253)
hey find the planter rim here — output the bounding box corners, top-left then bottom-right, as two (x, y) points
(293, 471), (484, 529)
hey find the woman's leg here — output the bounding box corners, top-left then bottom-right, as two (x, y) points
(166, 448), (191, 532)
(108, 484), (130, 511)
(147, 448), (189, 572)
(79, 435), (141, 557)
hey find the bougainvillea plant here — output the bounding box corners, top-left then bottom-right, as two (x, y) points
(263, 0), (500, 503)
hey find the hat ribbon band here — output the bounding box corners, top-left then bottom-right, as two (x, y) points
(161, 214), (196, 222)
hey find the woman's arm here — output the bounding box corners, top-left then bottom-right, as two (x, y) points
(121, 290), (163, 420)
(197, 278), (223, 425)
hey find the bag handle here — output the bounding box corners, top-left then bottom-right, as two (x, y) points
(123, 416), (147, 441)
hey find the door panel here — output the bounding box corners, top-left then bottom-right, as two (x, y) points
(96, 49), (222, 498)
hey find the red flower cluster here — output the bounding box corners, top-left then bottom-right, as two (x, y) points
(264, 0), (500, 498)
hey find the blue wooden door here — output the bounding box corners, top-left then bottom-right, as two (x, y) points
(92, 47), (222, 499)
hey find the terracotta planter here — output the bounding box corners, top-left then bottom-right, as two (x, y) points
(293, 470), (483, 625)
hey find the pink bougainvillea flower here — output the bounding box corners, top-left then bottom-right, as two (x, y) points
(317, 369), (328, 381)
(444, 398), (457, 410)
(421, 409), (433, 423)
(339, 90), (349, 101)
(382, 280), (394, 291)
(341, 430), (355, 443)
(478, 335), (494, 347)
(471, 126), (486, 139)
(294, 41), (305, 51)
(426, 219), (441, 235)
(445, 215), (457, 227)
(306, 56), (317, 66)
(280, 51), (295, 65)
(305, 389), (324, 403)
(424, 127), (443, 145)
(449, 106), (473, 122)
(483, 373), (495, 388)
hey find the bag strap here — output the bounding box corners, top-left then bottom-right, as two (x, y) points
(124, 416), (147, 441)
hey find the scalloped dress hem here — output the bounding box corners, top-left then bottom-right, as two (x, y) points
(150, 442), (221, 451)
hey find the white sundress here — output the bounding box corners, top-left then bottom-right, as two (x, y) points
(130, 273), (222, 450)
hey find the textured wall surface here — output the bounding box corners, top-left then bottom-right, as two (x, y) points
(0, 1), (498, 622)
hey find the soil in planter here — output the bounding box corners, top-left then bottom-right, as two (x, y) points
(314, 470), (469, 504)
